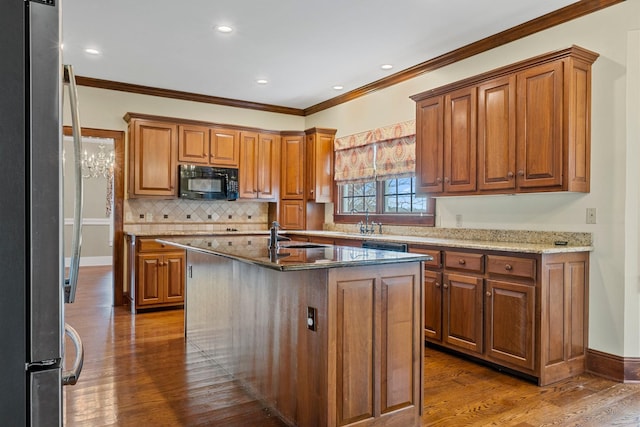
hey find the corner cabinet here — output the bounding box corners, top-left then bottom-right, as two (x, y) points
(127, 117), (178, 198)
(411, 45), (598, 196)
(409, 244), (589, 386)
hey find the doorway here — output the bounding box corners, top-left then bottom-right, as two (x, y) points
(63, 126), (125, 306)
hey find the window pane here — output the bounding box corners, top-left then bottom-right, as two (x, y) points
(384, 195), (397, 213)
(352, 183), (364, 197)
(412, 196), (427, 212)
(364, 181), (376, 196)
(397, 195), (412, 213)
(397, 178), (412, 194)
(384, 179), (397, 194)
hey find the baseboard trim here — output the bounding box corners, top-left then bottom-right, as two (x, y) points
(65, 256), (113, 267)
(587, 348), (640, 383)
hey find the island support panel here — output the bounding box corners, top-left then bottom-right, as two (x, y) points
(185, 250), (423, 427)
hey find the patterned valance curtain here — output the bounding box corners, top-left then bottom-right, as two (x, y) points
(334, 120), (415, 183)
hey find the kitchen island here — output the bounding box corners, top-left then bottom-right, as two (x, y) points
(159, 235), (429, 427)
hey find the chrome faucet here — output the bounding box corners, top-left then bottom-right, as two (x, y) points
(357, 209), (381, 234)
(268, 221), (289, 250)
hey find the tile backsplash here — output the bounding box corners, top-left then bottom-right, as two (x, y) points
(124, 198), (269, 233)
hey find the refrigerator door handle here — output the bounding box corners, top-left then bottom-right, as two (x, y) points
(63, 64), (84, 304)
(62, 323), (84, 386)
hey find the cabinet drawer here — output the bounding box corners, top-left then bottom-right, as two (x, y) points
(486, 255), (536, 280)
(444, 251), (484, 273)
(409, 247), (442, 268)
(137, 238), (175, 253)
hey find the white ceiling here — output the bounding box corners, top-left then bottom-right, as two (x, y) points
(61, 0), (579, 110)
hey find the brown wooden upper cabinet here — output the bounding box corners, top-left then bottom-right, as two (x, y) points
(177, 124), (239, 167)
(127, 117), (178, 198)
(238, 131), (280, 200)
(280, 133), (305, 200)
(411, 45), (598, 196)
(305, 128), (336, 203)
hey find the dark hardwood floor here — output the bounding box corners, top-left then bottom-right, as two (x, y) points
(64, 266), (640, 426)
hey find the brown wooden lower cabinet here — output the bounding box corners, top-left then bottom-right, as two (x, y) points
(410, 245), (589, 386)
(128, 237), (185, 312)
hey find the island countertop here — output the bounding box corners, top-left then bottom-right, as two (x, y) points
(157, 235), (430, 271)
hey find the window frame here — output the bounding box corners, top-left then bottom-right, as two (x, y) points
(333, 179), (436, 227)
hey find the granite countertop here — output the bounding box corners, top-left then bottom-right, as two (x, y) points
(286, 230), (593, 254)
(127, 228), (593, 255)
(157, 235), (430, 271)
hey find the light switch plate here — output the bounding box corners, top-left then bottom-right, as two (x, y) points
(586, 208), (596, 224)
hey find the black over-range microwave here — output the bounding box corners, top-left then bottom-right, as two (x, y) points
(178, 164), (239, 201)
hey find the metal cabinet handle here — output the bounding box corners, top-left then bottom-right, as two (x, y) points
(505, 264), (513, 271)
(62, 323), (84, 386)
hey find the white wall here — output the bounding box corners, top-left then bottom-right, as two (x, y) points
(307, 1), (640, 357)
(63, 86), (306, 133)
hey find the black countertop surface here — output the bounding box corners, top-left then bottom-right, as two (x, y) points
(157, 235), (430, 271)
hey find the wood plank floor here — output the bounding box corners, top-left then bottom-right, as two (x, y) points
(63, 267), (640, 426)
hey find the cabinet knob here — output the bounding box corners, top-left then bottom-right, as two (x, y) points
(486, 291), (492, 297)
(507, 171), (514, 179)
(444, 177), (450, 183)
(504, 264), (513, 271)
(435, 282), (441, 288)
(436, 177), (442, 183)
(310, 189), (314, 194)
(517, 170), (524, 177)
(443, 283), (449, 289)
(458, 258), (466, 265)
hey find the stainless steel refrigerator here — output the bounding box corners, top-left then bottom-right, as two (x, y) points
(0, 0), (84, 425)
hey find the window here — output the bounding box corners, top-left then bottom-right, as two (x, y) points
(335, 176), (435, 226)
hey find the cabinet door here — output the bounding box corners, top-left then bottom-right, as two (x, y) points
(131, 120), (178, 197)
(485, 279), (535, 371)
(239, 131), (259, 198)
(478, 75), (517, 191)
(279, 199), (305, 230)
(443, 273), (483, 354)
(210, 128), (240, 167)
(281, 134), (305, 199)
(306, 132), (335, 203)
(516, 61), (563, 189)
(424, 270), (442, 342)
(137, 254), (162, 306)
(415, 96), (444, 193)
(257, 133), (279, 200)
(178, 124), (209, 164)
(164, 252), (185, 304)
(444, 87), (477, 193)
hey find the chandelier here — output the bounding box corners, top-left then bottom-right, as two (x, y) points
(82, 143), (115, 179)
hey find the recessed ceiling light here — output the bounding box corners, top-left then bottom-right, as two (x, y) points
(84, 48), (101, 55)
(381, 64), (393, 70)
(216, 25), (233, 33)
(333, 85), (344, 90)
(256, 79), (268, 85)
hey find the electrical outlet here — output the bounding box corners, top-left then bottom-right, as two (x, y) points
(307, 307), (317, 331)
(586, 208), (596, 224)
(455, 214), (463, 227)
